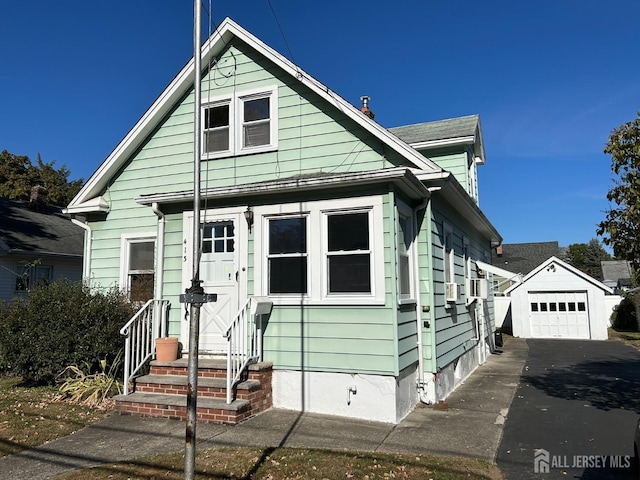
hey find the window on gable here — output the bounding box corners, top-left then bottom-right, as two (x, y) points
(202, 87), (277, 158)
(204, 103), (230, 153)
(242, 96), (270, 148)
(268, 216), (308, 294)
(326, 211), (371, 294)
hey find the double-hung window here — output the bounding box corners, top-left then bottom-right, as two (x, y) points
(267, 216), (308, 294)
(202, 87), (277, 158)
(121, 234), (156, 302)
(256, 197), (384, 305)
(326, 211), (371, 294)
(396, 202), (414, 302)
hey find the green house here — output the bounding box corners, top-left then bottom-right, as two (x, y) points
(66, 18), (501, 424)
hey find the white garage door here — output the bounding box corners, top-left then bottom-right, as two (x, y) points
(528, 291), (590, 339)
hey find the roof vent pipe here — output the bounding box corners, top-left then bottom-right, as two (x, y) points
(360, 96), (375, 120)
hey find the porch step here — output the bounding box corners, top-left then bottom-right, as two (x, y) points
(115, 359), (273, 425)
(114, 393), (252, 424)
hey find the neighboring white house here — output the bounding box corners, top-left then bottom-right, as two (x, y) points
(506, 256), (613, 340)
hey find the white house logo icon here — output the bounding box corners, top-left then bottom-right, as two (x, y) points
(534, 448), (550, 473)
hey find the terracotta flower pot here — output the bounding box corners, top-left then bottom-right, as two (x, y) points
(155, 337), (179, 362)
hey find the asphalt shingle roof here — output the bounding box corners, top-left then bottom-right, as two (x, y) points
(601, 260), (632, 283)
(0, 197), (84, 256)
(388, 114), (480, 144)
(491, 241), (561, 275)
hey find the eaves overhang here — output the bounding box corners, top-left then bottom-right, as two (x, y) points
(137, 167), (430, 206)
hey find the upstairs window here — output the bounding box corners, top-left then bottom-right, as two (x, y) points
(202, 87), (277, 158)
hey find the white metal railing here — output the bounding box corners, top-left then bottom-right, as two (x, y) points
(224, 296), (272, 404)
(120, 299), (170, 395)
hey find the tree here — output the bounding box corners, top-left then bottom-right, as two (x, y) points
(0, 150), (83, 206)
(597, 113), (640, 277)
(564, 238), (611, 280)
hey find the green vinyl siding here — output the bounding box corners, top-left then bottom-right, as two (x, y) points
(85, 37), (422, 377)
(429, 195), (493, 369)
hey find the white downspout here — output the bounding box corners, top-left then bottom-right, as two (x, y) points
(413, 195), (434, 405)
(71, 218), (92, 281)
(151, 202), (165, 302)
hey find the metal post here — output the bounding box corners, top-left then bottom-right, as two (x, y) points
(185, 0), (202, 478)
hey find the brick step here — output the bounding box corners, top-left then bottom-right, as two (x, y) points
(114, 392), (252, 424)
(115, 359), (274, 425)
(135, 374), (261, 400)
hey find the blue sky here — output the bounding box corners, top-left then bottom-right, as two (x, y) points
(2, 1), (639, 249)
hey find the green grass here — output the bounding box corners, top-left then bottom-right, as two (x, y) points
(0, 376), (107, 457)
(608, 327), (640, 350)
(54, 447), (503, 479)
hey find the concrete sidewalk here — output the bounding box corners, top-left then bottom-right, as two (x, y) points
(0, 337), (528, 479)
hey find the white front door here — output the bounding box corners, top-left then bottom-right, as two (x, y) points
(183, 209), (248, 354)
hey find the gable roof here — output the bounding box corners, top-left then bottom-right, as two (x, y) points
(389, 114), (486, 164)
(492, 241), (561, 275)
(505, 256), (614, 295)
(0, 198), (84, 257)
(600, 260), (632, 283)
(66, 17), (445, 214)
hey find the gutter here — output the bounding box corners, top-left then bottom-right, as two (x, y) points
(71, 218), (92, 279)
(151, 203), (166, 301)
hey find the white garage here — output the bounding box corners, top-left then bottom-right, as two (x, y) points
(507, 257), (613, 340)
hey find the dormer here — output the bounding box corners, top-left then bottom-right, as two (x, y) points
(389, 114), (485, 204)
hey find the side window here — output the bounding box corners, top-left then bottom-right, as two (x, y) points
(397, 203), (414, 302)
(267, 216), (308, 294)
(326, 211), (371, 294)
(443, 224), (454, 284)
(121, 236), (155, 302)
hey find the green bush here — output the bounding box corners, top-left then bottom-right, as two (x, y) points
(0, 280), (136, 386)
(611, 296), (638, 331)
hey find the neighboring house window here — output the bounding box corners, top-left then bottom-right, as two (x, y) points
(397, 201), (414, 302)
(202, 87), (277, 158)
(256, 196), (384, 305)
(15, 263), (52, 291)
(121, 234), (156, 302)
(267, 216), (308, 294)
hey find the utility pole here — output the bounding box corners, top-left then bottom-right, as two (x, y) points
(184, 0), (202, 478)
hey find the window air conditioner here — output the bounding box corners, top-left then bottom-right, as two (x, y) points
(445, 282), (458, 302)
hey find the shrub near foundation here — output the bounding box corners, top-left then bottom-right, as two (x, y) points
(0, 280), (136, 386)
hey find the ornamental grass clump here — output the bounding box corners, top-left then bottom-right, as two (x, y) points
(56, 353), (123, 409)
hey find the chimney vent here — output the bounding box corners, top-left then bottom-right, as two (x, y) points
(29, 185), (48, 211)
(496, 244), (503, 256)
(360, 96), (375, 120)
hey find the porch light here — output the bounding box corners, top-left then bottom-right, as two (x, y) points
(244, 206), (254, 231)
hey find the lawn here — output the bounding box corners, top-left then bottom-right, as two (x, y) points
(0, 376), (107, 457)
(608, 327), (640, 350)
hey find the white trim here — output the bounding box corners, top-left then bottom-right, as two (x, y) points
(396, 199), (416, 304)
(119, 232), (157, 297)
(67, 18), (441, 212)
(408, 136), (476, 151)
(202, 85), (278, 160)
(254, 196), (385, 306)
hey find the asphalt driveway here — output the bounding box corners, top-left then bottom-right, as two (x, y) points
(497, 339), (640, 479)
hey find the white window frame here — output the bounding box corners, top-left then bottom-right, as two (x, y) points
(443, 222), (455, 284)
(254, 196), (385, 306)
(396, 200), (416, 304)
(265, 214), (310, 297)
(202, 86), (278, 160)
(120, 232), (156, 301)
